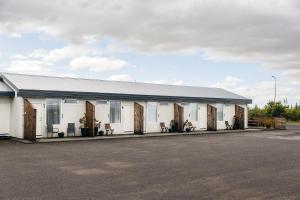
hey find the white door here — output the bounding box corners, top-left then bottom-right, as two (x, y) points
(122, 104), (134, 132)
(32, 103), (43, 138)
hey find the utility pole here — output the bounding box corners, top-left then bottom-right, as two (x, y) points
(272, 76), (277, 103)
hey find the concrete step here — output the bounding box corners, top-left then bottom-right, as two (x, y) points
(0, 133), (11, 140)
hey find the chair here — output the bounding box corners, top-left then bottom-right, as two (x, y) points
(47, 124), (59, 138)
(160, 122), (169, 133)
(67, 123), (76, 137)
(225, 121), (233, 130)
(187, 122), (196, 132)
(105, 123), (114, 135)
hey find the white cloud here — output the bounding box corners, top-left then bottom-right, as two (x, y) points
(212, 76), (299, 106)
(107, 74), (133, 82)
(69, 56), (128, 72)
(0, 0), (300, 83)
(5, 59), (52, 75)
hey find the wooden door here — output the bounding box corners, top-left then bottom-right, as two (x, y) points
(174, 104), (184, 132)
(235, 105), (245, 129)
(207, 104), (217, 131)
(134, 102), (144, 134)
(24, 99), (36, 141)
(86, 101), (95, 137)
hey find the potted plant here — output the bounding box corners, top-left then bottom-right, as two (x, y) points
(79, 114), (88, 137)
(94, 119), (101, 136)
(58, 132), (64, 138)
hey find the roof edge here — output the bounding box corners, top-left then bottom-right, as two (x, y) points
(17, 89), (252, 104)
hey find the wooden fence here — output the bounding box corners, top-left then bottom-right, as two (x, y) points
(248, 117), (286, 129)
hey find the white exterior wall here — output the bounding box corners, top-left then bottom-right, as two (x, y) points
(0, 97), (11, 134)
(9, 97), (23, 138)
(198, 103), (207, 130)
(238, 104), (248, 128)
(157, 102), (174, 130)
(13, 97), (249, 139)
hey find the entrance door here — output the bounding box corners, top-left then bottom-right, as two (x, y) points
(86, 101), (95, 137)
(174, 103), (184, 132)
(24, 99), (36, 141)
(122, 103), (134, 132)
(134, 102), (144, 134)
(235, 105), (245, 129)
(207, 104), (217, 131)
(32, 103), (43, 138)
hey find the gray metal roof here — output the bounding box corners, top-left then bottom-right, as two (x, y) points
(0, 73), (252, 104)
(0, 80), (14, 96)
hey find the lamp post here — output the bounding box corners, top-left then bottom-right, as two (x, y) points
(272, 76), (277, 103)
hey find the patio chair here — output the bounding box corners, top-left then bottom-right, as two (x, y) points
(225, 121), (233, 130)
(47, 124), (59, 138)
(67, 123), (76, 137)
(187, 122), (196, 132)
(105, 123), (114, 135)
(160, 122), (169, 133)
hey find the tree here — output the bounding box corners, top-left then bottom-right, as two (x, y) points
(264, 101), (286, 117)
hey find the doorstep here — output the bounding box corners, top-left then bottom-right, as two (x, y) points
(32, 128), (264, 143)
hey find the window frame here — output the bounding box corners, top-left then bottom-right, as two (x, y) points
(216, 103), (224, 121)
(189, 103), (198, 122)
(147, 102), (158, 123)
(46, 99), (61, 125)
(109, 100), (121, 124)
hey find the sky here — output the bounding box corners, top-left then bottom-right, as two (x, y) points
(0, 0), (299, 106)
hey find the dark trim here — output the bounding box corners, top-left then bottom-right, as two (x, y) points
(0, 91), (15, 97)
(17, 89), (252, 104)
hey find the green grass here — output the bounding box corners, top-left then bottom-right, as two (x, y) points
(287, 121), (300, 125)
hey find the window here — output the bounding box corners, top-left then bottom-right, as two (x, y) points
(46, 99), (61, 125)
(64, 99), (77, 104)
(189, 103), (198, 121)
(110, 100), (121, 123)
(147, 102), (157, 122)
(216, 103), (224, 121)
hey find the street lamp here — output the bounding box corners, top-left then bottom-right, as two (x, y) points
(272, 76), (277, 102)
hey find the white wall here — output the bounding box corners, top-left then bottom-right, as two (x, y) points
(61, 100), (85, 136)
(238, 104), (248, 128)
(10, 97), (24, 138)
(0, 97), (11, 134)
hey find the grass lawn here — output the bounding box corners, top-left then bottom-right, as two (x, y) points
(287, 121), (300, 125)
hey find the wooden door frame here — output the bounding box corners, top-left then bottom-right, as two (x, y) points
(174, 103), (184, 132)
(235, 105), (245, 129)
(86, 101), (95, 137)
(207, 104), (217, 131)
(134, 102), (144, 134)
(24, 99), (36, 141)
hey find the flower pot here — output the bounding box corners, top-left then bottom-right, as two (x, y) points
(58, 132), (64, 138)
(99, 130), (104, 136)
(81, 128), (88, 137)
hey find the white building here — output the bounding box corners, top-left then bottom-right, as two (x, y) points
(0, 73), (251, 140)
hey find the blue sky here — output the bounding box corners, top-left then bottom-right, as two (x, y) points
(0, 0), (299, 106)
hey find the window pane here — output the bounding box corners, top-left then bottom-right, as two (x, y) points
(110, 101), (121, 123)
(189, 103), (198, 121)
(46, 99), (60, 125)
(216, 104), (224, 121)
(147, 102), (157, 122)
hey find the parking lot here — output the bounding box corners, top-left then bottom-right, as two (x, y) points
(1, 126), (300, 200)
